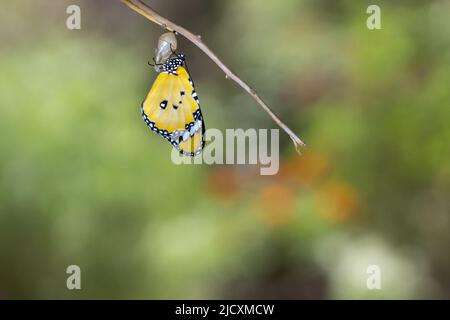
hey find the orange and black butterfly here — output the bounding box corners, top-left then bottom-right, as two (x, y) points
(141, 53), (205, 156)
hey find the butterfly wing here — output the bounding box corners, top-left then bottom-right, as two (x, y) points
(142, 66), (205, 156)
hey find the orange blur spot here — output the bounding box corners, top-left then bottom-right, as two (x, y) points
(206, 167), (240, 201)
(316, 182), (360, 223)
(257, 182), (296, 227)
(280, 151), (331, 186)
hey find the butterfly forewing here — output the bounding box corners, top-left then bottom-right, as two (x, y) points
(142, 59), (205, 156)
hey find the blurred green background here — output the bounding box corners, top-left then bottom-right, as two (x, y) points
(1, 0), (449, 299)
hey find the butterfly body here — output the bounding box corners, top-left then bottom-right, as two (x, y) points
(141, 54), (205, 156)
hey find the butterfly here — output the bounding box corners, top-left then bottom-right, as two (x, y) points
(141, 53), (205, 156)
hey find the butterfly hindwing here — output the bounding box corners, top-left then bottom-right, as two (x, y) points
(141, 56), (205, 156)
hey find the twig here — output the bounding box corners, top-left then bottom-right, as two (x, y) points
(121, 0), (306, 152)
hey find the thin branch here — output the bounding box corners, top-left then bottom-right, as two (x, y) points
(121, 0), (306, 152)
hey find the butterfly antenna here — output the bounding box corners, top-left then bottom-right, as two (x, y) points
(149, 57), (165, 67)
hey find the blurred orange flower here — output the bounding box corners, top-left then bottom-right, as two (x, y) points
(256, 182), (296, 227)
(316, 182), (360, 223)
(206, 167), (240, 201)
(280, 151), (331, 187)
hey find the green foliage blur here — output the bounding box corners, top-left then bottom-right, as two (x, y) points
(0, 0), (449, 299)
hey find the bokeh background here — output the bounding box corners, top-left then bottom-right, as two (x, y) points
(1, 0), (449, 299)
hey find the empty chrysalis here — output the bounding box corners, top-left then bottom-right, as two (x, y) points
(154, 32), (177, 67)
